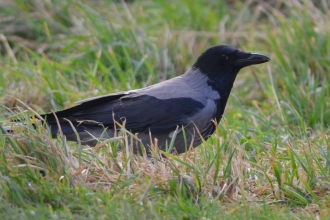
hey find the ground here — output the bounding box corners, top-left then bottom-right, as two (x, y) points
(0, 0), (329, 219)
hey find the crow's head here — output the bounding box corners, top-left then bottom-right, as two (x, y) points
(193, 45), (270, 76)
(193, 45), (270, 91)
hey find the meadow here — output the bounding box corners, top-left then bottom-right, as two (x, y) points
(0, 0), (329, 219)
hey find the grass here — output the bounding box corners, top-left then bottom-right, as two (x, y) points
(0, 0), (330, 219)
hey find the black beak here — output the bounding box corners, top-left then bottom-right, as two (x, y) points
(234, 51), (270, 68)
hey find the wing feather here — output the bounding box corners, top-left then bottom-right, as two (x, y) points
(42, 92), (205, 135)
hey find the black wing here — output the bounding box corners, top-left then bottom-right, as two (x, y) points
(42, 92), (205, 135)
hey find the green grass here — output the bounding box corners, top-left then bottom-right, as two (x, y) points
(0, 0), (330, 219)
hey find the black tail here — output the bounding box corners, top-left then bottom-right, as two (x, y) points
(40, 112), (84, 137)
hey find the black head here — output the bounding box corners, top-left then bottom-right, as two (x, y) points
(192, 45), (270, 92)
(193, 45), (270, 77)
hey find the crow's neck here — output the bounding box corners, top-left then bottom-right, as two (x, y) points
(207, 72), (238, 123)
(182, 68), (239, 122)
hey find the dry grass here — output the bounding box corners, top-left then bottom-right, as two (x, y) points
(1, 0), (330, 219)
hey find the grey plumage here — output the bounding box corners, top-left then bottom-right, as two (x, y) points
(6, 45), (270, 154)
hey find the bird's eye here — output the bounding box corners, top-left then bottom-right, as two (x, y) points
(221, 55), (228, 60)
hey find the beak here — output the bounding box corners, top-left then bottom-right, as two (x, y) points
(234, 51), (270, 68)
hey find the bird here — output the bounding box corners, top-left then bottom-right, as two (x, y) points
(4, 45), (270, 154)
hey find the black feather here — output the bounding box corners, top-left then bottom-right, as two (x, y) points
(42, 94), (204, 136)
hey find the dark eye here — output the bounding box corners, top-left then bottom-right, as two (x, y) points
(221, 55), (228, 60)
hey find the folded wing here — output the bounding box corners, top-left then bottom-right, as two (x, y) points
(42, 92), (205, 136)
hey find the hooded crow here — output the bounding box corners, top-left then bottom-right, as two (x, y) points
(11, 45), (270, 154)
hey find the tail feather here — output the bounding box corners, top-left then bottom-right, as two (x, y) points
(47, 121), (84, 137)
(41, 112), (85, 137)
